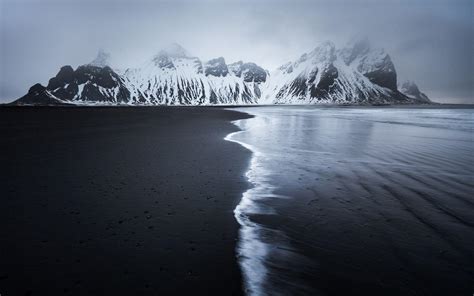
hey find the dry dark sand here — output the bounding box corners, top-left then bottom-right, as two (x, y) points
(0, 107), (252, 295)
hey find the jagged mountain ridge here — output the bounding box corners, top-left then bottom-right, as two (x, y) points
(399, 80), (430, 103)
(261, 38), (409, 104)
(12, 40), (430, 105)
(120, 45), (267, 105)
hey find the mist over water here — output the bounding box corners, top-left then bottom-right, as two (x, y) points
(226, 106), (474, 295)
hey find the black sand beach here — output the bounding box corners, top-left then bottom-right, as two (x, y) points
(2, 106), (473, 296)
(0, 107), (252, 295)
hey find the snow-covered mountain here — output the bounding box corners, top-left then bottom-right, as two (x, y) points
(11, 40), (430, 106)
(119, 44), (266, 105)
(261, 38), (416, 104)
(399, 80), (430, 103)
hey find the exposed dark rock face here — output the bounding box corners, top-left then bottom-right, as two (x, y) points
(56, 65), (129, 102)
(153, 54), (175, 69)
(317, 64), (338, 91)
(357, 53), (397, 91)
(75, 66), (116, 88)
(205, 57), (229, 77)
(10, 84), (69, 106)
(229, 61), (244, 77)
(241, 63), (267, 83)
(13, 63), (130, 105)
(339, 37), (397, 91)
(229, 61), (267, 83)
(47, 66), (75, 90)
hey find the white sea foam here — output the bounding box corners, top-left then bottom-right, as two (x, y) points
(225, 120), (286, 296)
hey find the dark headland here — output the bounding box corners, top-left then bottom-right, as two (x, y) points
(0, 107), (252, 295)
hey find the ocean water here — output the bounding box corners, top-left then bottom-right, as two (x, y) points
(225, 106), (474, 296)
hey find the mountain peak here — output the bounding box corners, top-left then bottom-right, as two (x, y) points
(89, 49), (111, 67)
(400, 80), (430, 102)
(158, 43), (190, 58)
(204, 57), (228, 77)
(340, 36), (371, 65)
(309, 41), (336, 62)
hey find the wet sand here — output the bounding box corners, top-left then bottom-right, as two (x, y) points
(0, 107), (252, 295)
(228, 106), (474, 296)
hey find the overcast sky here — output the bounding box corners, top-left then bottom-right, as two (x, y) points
(1, 0), (472, 103)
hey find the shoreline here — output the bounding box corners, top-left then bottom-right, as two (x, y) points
(225, 117), (265, 295)
(225, 113), (310, 295)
